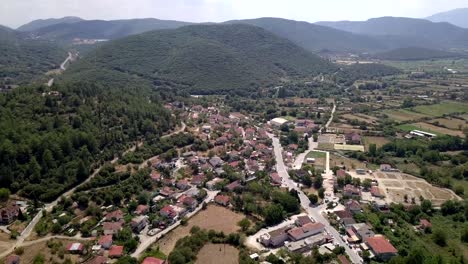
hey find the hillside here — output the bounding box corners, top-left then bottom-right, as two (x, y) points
(0, 27), (66, 84)
(63, 24), (337, 95)
(373, 47), (463, 61)
(226, 17), (386, 53)
(31, 18), (191, 41)
(427, 8), (468, 28)
(17, 16), (84, 31)
(316, 17), (468, 50)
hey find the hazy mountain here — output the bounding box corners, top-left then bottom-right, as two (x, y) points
(316, 17), (468, 50)
(63, 24), (336, 95)
(31, 18), (191, 41)
(427, 8), (468, 28)
(0, 26), (66, 83)
(226, 17), (386, 52)
(372, 47), (462, 61)
(17, 16), (84, 32)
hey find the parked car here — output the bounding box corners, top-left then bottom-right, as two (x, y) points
(147, 228), (161, 236)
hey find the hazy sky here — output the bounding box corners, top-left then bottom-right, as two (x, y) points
(1, 0), (468, 28)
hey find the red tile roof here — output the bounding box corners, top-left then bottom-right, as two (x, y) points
(109, 245), (124, 257)
(98, 235), (113, 245)
(103, 221), (123, 231)
(87, 256), (108, 264)
(367, 236), (398, 255)
(214, 194), (230, 205)
(142, 257), (166, 264)
(105, 209), (124, 221)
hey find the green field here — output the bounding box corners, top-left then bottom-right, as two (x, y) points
(306, 151), (327, 159)
(383, 109), (429, 122)
(397, 124), (443, 136)
(411, 101), (468, 117)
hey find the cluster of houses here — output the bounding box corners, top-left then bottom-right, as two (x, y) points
(260, 215), (332, 253)
(331, 169), (399, 261)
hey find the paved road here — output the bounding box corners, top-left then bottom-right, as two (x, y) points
(270, 136), (362, 264)
(161, 121), (186, 139)
(131, 189), (219, 258)
(60, 52), (73, 71)
(320, 103), (336, 134)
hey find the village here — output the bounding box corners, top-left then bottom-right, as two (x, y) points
(0, 97), (464, 264)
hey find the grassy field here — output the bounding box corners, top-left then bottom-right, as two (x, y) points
(383, 109), (429, 122)
(334, 144), (365, 151)
(306, 151), (326, 159)
(431, 117), (467, 130)
(412, 122), (465, 137)
(397, 124), (443, 136)
(412, 101), (468, 117)
(195, 243), (239, 264)
(363, 136), (391, 150)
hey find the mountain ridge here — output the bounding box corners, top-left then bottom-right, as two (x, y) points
(426, 8), (468, 28)
(17, 16), (84, 31)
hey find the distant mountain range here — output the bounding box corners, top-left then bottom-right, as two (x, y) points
(426, 8), (468, 28)
(17, 16), (84, 32)
(21, 18), (191, 41)
(316, 17), (468, 50)
(63, 24), (337, 95)
(372, 47), (463, 61)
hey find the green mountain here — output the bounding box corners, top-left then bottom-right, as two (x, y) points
(63, 24), (337, 95)
(31, 18), (191, 41)
(226, 17), (385, 53)
(17, 16), (84, 32)
(373, 47), (463, 61)
(316, 17), (468, 50)
(0, 27), (66, 83)
(427, 8), (468, 28)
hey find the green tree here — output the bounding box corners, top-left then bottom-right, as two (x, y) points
(368, 144), (377, 157)
(238, 218), (251, 232)
(318, 188), (325, 199)
(0, 188), (10, 202)
(263, 204), (285, 226)
(432, 229), (447, 246)
(308, 194), (319, 205)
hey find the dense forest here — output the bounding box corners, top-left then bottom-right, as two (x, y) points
(0, 81), (174, 201)
(0, 26), (66, 84)
(63, 24), (337, 96)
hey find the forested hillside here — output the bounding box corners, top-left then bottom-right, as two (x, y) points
(0, 26), (66, 84)
(17, 16), (84, 32)
(0, 82), (174, 201)
(63, 24), (337, 95)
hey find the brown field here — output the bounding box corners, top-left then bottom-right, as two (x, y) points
(341, 114), (374, 124)
(0, 232), (14, 256)
(431, 118), (467, 130)
(153, 205), (244, 255)
(412, 122), (465, 137)
(195, 243), (239, 264)
(13, 239), (80, 264)
(363, 136), (391, 150)
(277, 97), (318, 105)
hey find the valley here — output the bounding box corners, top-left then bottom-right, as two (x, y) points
(0, 6), (467, 264)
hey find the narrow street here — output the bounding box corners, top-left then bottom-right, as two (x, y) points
(270, 136), (362, 264)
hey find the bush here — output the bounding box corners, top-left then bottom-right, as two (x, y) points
(14, 247), (24, 255)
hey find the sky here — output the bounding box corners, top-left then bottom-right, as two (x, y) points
(1, 0), (468, 28)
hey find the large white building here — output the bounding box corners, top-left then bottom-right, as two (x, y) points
(270, 117), (290, 127)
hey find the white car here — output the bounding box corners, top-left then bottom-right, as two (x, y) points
(147, 228), (161, 236)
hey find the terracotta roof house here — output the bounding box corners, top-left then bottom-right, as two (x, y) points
(108, 245), (124, 258)
(176, 179), (190, 190)
(0, 204), (22, 225)
(336, 169), (347, 178)
(295, 216), (313, 227)
(270, 172), (282, 185)
(159, 187), (176, 197)
(261, 226), (290, 247)
(345, 132), (361, 145)
(131, 216), (149, 233)
(225, 180), (242, 192)
(191, 174), (205, 186)
(345, 200), (362, 214)
(366, 236), (398, 261)
(352, 223), (375, 242)
(134, 204), (149, 215)
(287, 222), (325, 241)
(181, 196), (198, 210)
(214, 195), (230, 206)
(160, 205), (178, 219)
(343, 184), (361, 197)
(102, 221), (123, 235)
(5, 254), (20, 264)
(66, 242), (85, 254)
(162, 178), (175, 186)
(419, 219), (432, 229)
(150, 171), (161, 182)
(370, 186), (385, 198)
(142, 257), (166, 264)
(209, 156), (223, 168)
(105, 209), (124, 221)
(98, 235), (113, 249)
